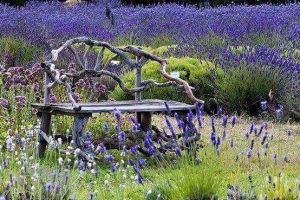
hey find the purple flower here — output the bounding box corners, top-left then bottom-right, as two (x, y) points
(130, 146), (137, 155)
(137, 174), (143, 184)
(0, 98), (9, 109)
(231, 116), (237, 127)
(118, 131), (126, 142)
(14, 96), (26, 107)
(94, 83), (106, 93)
(247, 149), (252, 158)
(261, 134), (267, 145)
(95, 143), (106, 154)
(104, 154), (114, 162)
(175, 147), (181, 157)
(49, 94), (57, 103)
(250, 140), (255, 150)
(88, 193), (94, 200)
(103, 123), (109, 133)
(196, 108), (203, 128)
(275, 105), (284, 120)
(165, 116), (176, 138)
(45, 182), (52, 193)
(284, 156), (290, 163)
(187, 109), (193, 123)
(222, 130), (227, 140)
(164, 101), (170, 113)
(138, 158), (146, 169)
(217, 107), (222, 118)
(211, 117), (216, 133)
(72, 93), (81, 103)
(249, 123), (254, 134)
(222, 115), (228, 128)
(113, 109), (121, 123)
(76, 79), (85, 88)
(260, 100), (268, 110)
(245, 132), (250, 139)
(129, 159), (135, 166)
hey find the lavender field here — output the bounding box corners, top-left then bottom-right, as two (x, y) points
(0, 1), (299, 199)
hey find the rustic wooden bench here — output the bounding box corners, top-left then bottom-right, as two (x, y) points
(32, 37), (204, 159)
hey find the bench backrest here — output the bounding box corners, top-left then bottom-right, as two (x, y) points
(41, 37), (203, 109)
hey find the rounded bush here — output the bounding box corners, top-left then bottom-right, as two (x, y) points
(110, 56), (222, 104)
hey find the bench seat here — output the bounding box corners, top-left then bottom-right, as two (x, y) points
(32, 99), (195, 115)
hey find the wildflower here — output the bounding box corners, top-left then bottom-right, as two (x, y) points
(103, 122), (109, 133)
(245, 132), (249, 139)
(14, 96), (27, 107)
(137, 174), (143, 184)
(175, 147), (181, 157)
(222, 115), (228, 128)
(72, 92), (81, 103)
(260, 100), (267, 110)
(196, 108), (203, 128)
(95, 143), (106, 154)
(249, 123), (254, 135)
(231, 116), (237, 127)
(138, 158), (146, 169)
(230, 139), (234, 148)
(250, 140), (255, 150)
(49, 93), (57, 103)
(287, 130), (292, 137)
(222, 130), (227, 140)
(113, 109), (121, 123)
(209, 119), (215, 136)
(275, 105), (284, 120)
(88, 193), (94, 200)
(45, 182), (52, 193)
(187, 109), (193, 123)
(247, 149), (252, 158)
(164, 101), (170, 114)
(104, 154), (114, 162)
(284, 156), (290, 163)
(58, 157), (63, 165)
(130, 146), (137, 155)
(217, 107), (222, 118)
(165, 116), (176, 138)
(0, 98), (9, 109)
(261, 134), (267, 145)
(94, 83), (106, 93)
(74, 148), (81, 157)
(118, 131), (126, 142)
(129, 159), (135, 166)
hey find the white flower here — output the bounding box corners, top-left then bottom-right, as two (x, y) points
(58, 157), (63, 165)
(57, 138), (62, 145)
(74, 148), (81, 156)
(87, 162), (92, 168)
(31, 186), (35, 191)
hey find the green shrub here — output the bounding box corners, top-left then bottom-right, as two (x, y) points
(111, 57), (222, 104)
(0, 37), (42, 67)
(214, 63), (289, 115)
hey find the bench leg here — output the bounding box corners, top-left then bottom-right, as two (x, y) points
(72, 115), (90, 149)
(38, 112), (52, 157)
(140, 112), (152, 132)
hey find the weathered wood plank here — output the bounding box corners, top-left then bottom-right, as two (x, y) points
(32, 100), (196, 114)
(38, 112), (52, 157)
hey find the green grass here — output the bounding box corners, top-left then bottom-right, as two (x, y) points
(0, 114), (299, 199)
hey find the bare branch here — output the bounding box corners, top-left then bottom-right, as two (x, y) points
(94, 47), (104, 71)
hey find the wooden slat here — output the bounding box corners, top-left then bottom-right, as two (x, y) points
(32, 99), (195, 114)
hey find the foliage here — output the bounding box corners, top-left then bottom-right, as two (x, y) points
(0, 37), (42, 67)
(111, 56), (222, 104)
(214, 63), (288, 115)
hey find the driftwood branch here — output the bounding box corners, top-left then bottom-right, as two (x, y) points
(42, 37), (204, 107)
(94, 47), (104, 71)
